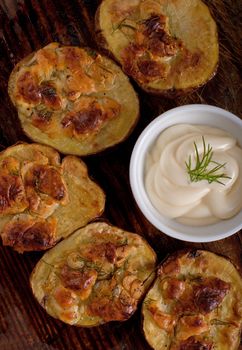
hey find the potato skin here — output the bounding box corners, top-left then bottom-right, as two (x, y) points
(95, 14), (215, 99)
(8, 52), (35, 102)
(8, 44), (140, 155)
(0, 143), (105, 252)
(30, 222), (157, 327)
(95, 0), (219, 98)
(142, 249), (242, 350)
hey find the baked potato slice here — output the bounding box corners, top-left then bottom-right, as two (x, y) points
(8, 43), (139, 155)
(96, 0), (219, 96)
(142, 250), (242, 350)
(30, 222), (156, 326)
(0, 143), (105, 252)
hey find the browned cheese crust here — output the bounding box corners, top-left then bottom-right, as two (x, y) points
(142, 250), (242, 350)
(8, 44), (139, 155)
(0, 143), (105, 252)
(96, 0), (219, 96)
(30, 222), (157, 326)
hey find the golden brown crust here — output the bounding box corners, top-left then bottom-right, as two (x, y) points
(24, 163), (68, 203)
(60, 265), (98, 300)
(78, 241), (117, 264)
(142, 250), (242, 350)
(53, 286), (77, 309)
(87, 286), (137, 322)
(171, 337), (213, 350)
(39, 82), (62, 110)
(148, 306), (176, 332)
(30, 222), (157, 326)
(162, 278), (185, 299)
(0, 175), (28, 216)
(1, 216), (57, 252)
(193, 278), (230, 314)
(8, 44), (139, 155)
(0, 157), (28, 216)
(61, 96), (120, 137)
(17, 71), (41, 104)
(0, 143), (105, 252)
(96, 0), (219, 97)
(120, 14), (182, 84)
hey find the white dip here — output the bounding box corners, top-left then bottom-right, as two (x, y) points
(145, 124), (242, 226)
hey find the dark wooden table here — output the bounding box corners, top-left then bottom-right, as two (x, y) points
(0, 1), (241, 349)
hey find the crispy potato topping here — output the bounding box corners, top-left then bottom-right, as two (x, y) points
(17, 71), (41, 105)
(60, 265), (97, 301)
(161, 278), (185, 299)
(162, 277), (230, 315)
(87, 285), (137, 322)
(138, 14), (181, 58)
(1, 217), (56, 252)
(0, 145), (105, 252)
(30, 223), (156, 326)
(31, 110), (53, 130)
(148, 305), (176, 332)
(97, 0), (218, 95)
(193, 277), (230, 314)
(61, 97), (120, 137)
(87, 272), (143, 322)
(9, 43), (139, 155)
(142, 250), (241, 350)
(78, 241), (117, 264)
(0, 159), (69, 221)
(159, 255), (181, 275)
(176, 315), (209, 341)
(12, 44), (122, 141)
(24, 164), (68, 203)
(121, 14), (182, 83)
(0, 174), (28, 216)
(39, 82), (62, 110)
(171, 337), (213, 350)
(54, 286), (78, 308)
(122, 274), (143, 299)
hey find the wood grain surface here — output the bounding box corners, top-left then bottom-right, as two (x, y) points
(0, 0), (241, 349)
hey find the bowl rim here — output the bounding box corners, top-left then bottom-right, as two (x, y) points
(129, 104), (242, 242)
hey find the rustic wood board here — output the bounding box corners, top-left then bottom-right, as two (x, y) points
(0, 0), (241, 349)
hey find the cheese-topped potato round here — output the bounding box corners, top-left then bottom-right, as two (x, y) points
(8, 43), (139, 155)
(0, 143), (105, 252)
(30, 222), (156, 326)
(142, 250), (242, 350)
(96, 0), (218, 96)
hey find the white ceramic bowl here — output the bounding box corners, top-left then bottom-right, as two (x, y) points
(129, 104), (242, 242)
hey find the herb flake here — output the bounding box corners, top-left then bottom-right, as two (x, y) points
(185, 136), (231, 185)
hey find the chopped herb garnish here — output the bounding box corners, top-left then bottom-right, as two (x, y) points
(87, 49), (97, 58)
(185, 136), (231, 185)
(112, 19), (136, 34)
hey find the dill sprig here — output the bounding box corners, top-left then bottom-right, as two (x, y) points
(185, 136), (231, 185)
(111, 18), (136, 34)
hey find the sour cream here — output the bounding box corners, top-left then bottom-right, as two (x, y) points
(145, 124), (242, 226)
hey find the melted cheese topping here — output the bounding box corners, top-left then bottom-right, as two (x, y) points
(120, 14), (182, 84)
(176, 315), (209, 341)
(100, 0), (218, 91)
(31, 222), (156, 326)
(142, 250), (242, 350)
(0, 157), (28, 216)
(1, 215), (57, 252)
(0, 146), (68, 252)
(12, 44), (121, 140)
(45, 241), (144, 324)
(145, 124), (242, 226)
